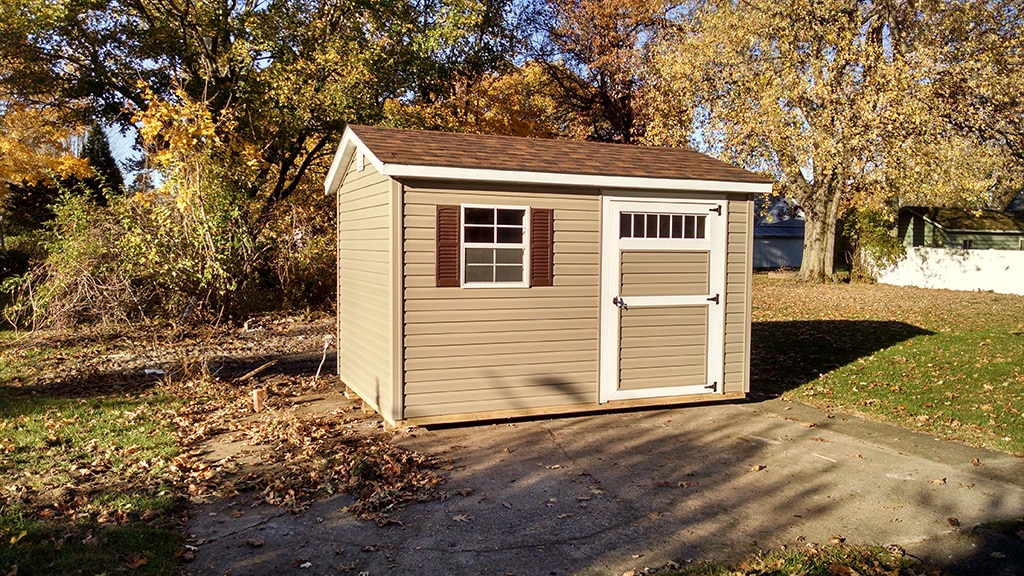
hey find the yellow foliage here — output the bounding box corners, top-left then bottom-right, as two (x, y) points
(0, 99), (90, 197)
(382, 62), (566, 139)
(133, 84), (264, 209)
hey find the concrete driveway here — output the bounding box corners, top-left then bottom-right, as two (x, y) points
(188, 398), (1024, 575)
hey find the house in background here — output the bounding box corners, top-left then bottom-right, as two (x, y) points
(752, 196), (804, 269)
(897, 206), (1024, 251)
(1005, 191), (1024, 217)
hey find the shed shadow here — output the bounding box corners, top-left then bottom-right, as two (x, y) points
(750, 320), (933, 397)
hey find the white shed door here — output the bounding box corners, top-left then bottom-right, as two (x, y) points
(599, 198), (726, 402)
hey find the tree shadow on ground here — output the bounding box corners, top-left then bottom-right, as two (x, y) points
(750, 320), (933, 397)
(0, 351), (336, 407)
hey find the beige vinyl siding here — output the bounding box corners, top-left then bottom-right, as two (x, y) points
(338, 156), (395, 416)
(619, 306), (708, 390)
(723, 196), (752, 393)
(402, 186), (600, 419)
(620, 250), (709, 297)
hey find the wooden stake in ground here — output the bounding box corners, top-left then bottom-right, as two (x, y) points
(252, 388), (267, 413)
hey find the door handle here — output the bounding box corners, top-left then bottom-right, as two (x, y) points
(612, 296), (628, 310)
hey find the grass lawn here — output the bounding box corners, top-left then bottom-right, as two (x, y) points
(656, 543), (936, 576)
(0, 331), (185, 575)
(751, 274), (1024, 455)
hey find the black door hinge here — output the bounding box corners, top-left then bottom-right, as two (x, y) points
(707, 294), (720, 305)
(705, 382), (718, 391)
(709, 205), (722, 215)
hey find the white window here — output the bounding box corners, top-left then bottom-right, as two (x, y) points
(462, 205), (529, 286)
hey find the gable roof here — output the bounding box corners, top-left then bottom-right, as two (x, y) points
(902, 206), (1024, 233)
(325, 125), (774, 196)
(754, 219), (805, 238)
(1006, 191), (1024, 214)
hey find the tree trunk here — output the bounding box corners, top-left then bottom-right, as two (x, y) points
(798, 188), (840, 282)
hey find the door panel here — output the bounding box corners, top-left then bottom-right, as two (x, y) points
(600, 198), (726, 402)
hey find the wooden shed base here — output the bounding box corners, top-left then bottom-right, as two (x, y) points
(390, 392), (747, 428)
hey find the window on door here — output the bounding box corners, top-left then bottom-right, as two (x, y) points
(619, 212), (706, 239)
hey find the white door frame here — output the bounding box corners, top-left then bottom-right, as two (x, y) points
(599, 196), (727, 403)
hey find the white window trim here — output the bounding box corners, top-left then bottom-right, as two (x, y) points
(460, 204), (531, 288)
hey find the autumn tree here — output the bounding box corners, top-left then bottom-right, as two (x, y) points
(0, 0), (516, 232)
(646, 0), (1023, 281)
(384, 62), (568, 138)
(0, 93), (91, 242)
(0, 0), (518, 319)
(526, 0), (675, 143)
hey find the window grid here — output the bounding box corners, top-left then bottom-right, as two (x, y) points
(463, 206), (527, 285)
(619, 212), (707, 239)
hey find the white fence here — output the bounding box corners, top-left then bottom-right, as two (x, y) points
(875, 247), (1024, 295)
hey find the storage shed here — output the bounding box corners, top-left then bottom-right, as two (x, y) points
(324, 125), (774, 426)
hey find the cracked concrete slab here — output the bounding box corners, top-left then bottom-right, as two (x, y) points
(186, 398), (1024, 575)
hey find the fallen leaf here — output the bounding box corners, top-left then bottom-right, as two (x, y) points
(947, 517), (961, 527)
(452, 514), (471, 522)
(246, 538), (265, 548)
(929, 478), (947, 485)
(886, 544), (905, 556)
(9, 530), (26, 545)
(804, 422), (818, 428)
(990, 552), (1006, 559)
(124, 552), (148, 569)
(501, 502), (512, 509)
(750, 464), (767, 472)
(971, 458), (982, 466)
(545, 464), (561, 470)
(828, 535), (845, 544)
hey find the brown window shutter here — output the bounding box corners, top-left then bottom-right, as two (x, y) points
(436, 205), (460, 287)
(530, 208), (554, 287)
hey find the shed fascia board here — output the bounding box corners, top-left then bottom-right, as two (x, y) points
(382, 164), (774, 194)
(326, 128), (774, 196)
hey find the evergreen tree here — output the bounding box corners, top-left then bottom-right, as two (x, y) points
(81, 124), (124, 205)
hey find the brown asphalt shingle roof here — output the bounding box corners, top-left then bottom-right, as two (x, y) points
(349, 125), (773, 185)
